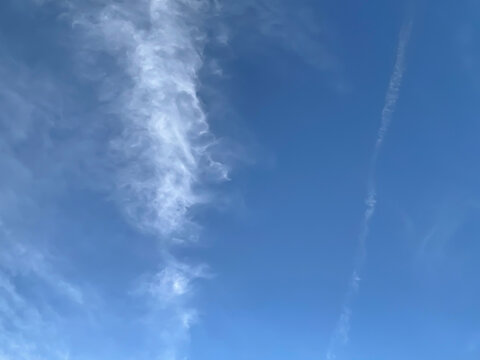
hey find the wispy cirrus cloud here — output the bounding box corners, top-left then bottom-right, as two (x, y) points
(325, 19), (413, 360)
(71, 0), (228, 239)
(0, 50), (90, 360)
(68, 1), (228, 357)
(132, 259), (211, 360)
(215, 0), (347, 90)
(0, 1), (228, 359)
(236, 0), (336, 68)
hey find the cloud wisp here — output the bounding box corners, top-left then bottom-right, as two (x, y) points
(69, 0), (228, 358)
(0, 1), (227, 359)
(325, 20), (413, 360)
(72, 0), (227, 239)
(0, 51), (91, 360)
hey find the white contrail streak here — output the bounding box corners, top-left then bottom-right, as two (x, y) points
(325, 20), (413, 360)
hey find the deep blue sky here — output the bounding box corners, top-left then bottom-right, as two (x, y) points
(1, 1), (479, 360)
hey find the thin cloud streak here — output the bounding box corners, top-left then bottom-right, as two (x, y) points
(0, 55), (89, 360)
(71, 1), (228, 358)
(325, 20), (413, 360)
(0, 1), (227, 359)
(72, 0), (228, 239)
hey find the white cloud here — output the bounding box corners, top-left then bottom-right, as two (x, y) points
(1, 1), (228, 359)
(137, 260), (210, 308)
(64, 1), (228, 359)
(129, 260), (208, 360)
(227, 0), (337, 69)
(71, 0), (228, 239)
(0, 51), (91, 359)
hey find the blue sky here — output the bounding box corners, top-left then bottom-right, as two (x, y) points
(1, 1), (480, 360)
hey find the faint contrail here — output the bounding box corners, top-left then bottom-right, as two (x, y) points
(325, 19), (413, 360)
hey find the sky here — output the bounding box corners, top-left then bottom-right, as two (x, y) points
(0, 1), (480, 360)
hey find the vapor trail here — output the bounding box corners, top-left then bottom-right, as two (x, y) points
(325, 20), (413, 360)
